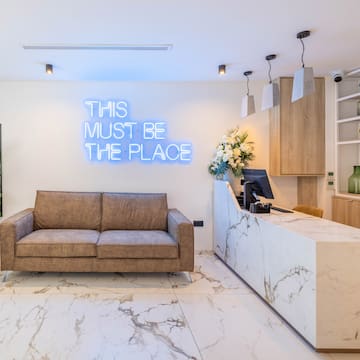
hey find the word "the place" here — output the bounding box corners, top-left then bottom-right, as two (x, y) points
(84, 142), (192, 162)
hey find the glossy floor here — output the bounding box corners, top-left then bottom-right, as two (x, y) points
(0, 253), (358, 360)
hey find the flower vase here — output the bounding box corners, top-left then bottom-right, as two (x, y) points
(224, 172), (242, 196)
(348, 165), (360, 194)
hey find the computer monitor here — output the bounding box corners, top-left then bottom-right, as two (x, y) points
(242, 169), (274, 210)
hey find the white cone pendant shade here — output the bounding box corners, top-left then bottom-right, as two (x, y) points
(261, 82), (279, 110)
(241, 95), (255, 118)
(291, 31), (315, 103)
(261, 54), (278, 110)
(241, 70), (255, 118)
(291, 67), (315, 102)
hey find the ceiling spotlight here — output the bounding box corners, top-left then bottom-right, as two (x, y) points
(241, 71), (256, 118)
(291, 30), (315, 102)
(218, 64), (226, 75)
(45, 64), (53, 75)
(261, 54), (279, 111)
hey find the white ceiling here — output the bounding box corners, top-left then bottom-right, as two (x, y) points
(1, 0), (359, 81)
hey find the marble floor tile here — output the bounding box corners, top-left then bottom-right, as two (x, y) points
(169, 253), (252, 295)
(0, 271), (175, 295)
(0, 254), (358, 359)
(0, 292), (201, 360)
(177, 292), (331, 360)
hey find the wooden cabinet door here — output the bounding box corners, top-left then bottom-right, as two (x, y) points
(332, 196), (348, 225)
(269, 77), (325, 176)
(347, 200), (360, 228)
(332, 196), (360, 228)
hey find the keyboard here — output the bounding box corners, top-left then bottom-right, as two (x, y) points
(270, 206), (293, 213)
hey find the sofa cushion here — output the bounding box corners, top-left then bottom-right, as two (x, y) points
(101, 193), (168, 231)
(97, 230), (178, 259)
(16, 229), (99, 257)
(34, 191), (102, 230)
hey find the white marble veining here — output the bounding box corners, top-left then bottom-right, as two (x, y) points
(256, 203), (360, 244)
(213, 180), (360, 351)
(169, 252), (252, 296)
(0, 252), (358, 359)
(0, 292), (201, 360)
(178, 294), (329, 360)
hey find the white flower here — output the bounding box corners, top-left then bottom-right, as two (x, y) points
(222, 153), (230, 162)
(208, 127), (254, 177)
(226, 136), (235, 145)
(233, 148), (241, 157)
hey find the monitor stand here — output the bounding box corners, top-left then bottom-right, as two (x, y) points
(243, 181), (258, 210)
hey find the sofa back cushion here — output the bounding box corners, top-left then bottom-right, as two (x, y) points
(34, 191), (102, 230)
(101, 193), (168, 231)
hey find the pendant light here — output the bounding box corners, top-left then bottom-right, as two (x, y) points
(45, 64), (53, 74)
(218, 64), (226, 75)
(241, 71), (255, 118)
(261, 54), (279, 110)
(291, 30), (315, 102)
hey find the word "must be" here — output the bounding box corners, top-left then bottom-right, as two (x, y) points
(84, 122), (166, 140)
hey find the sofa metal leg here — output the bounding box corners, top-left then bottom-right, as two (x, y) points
(187, 272), (193, 283)
(168, 272), (192, 282)
(2, 271), (9, 283)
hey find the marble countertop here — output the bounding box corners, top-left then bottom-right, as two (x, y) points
(224, 181), (360, 243)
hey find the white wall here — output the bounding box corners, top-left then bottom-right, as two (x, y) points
(0, 79), (334, 249)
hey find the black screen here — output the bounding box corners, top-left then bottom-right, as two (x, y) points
(242, 169), (274, 209)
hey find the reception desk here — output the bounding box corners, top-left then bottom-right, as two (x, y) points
(214, 180), (360, 351)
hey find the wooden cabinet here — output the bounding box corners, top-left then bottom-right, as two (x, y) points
(332, 196), (360, 228)
(335, 69), (360, 194)
(332, 69), (360, 225)
(269, 77), (325, 176)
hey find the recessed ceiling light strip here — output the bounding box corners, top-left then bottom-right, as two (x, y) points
(23, 43), (173, 51)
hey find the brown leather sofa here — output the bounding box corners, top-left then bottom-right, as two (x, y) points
(0, 191), (194, 273)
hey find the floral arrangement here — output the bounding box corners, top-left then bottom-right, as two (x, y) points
(208, 127), (255, 178)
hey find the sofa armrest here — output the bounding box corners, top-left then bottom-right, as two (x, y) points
(167, 209), (194, 271)
(0, 208), (34, 270)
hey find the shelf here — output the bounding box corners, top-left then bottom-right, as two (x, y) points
(337, 92), (360, 102)
(337, 192), (360, 199)
(335, 72), (360, 222)
(337, 115), (360, 124)
(337, 140), (360, 145)
(346, 68), (360, 77)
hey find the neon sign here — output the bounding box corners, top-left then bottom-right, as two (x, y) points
(83, 100), (192, 163)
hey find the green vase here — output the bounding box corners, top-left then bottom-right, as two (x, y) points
(348, 165), (360, 194)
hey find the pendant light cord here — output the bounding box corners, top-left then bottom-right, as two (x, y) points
(267, 60), (272, 84)
(246, 75), (249, 95)
(300, 38), (305, 68)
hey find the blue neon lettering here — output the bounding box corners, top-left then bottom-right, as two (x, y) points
(115, 101), (128, 118)
(152, 144), (166, 160)
(180, 144), (192, 161)
(83, 100), (192, 163)
(110, 144), (122, 160)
